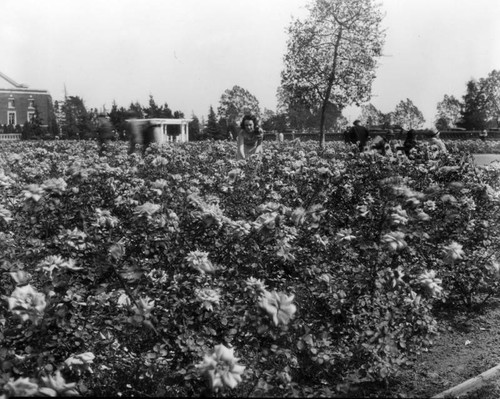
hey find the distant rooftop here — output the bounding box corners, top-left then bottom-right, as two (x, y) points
(0, 71), (29, 89)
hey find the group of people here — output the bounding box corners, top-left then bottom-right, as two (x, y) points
(345, 120), (448, 159)
(97, 113), (449, 161)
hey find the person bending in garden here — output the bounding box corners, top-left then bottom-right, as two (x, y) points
(96, 113), (114, 156)
(349, 120), (370, 152)
(429, 131), (447, 154)
(403, 129), (418, 157)
(236, 114), (264, 160)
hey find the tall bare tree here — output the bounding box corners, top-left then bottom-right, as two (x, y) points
(280, 0), (385, 147)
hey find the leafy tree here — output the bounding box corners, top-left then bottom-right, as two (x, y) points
(482, 69), (500, 128)
(217, 85), (261, 130)
(280, 0), (385, 147)
(335, 114), (349, 132)
(360, 103), (384, 128)
(458, 79), (488, 130)
(435, 94), (462, 130)
(392, 98), (425, 129)
(60, 96), (93, 140)
(261, 109), (288, 132)
(205, 106), (223, 140)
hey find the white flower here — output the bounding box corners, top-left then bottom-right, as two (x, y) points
(245, 277), (267, 293)
(186, 250), (216, 274)
(0, 205), (13, 223)
(8, 284), (47, 324)
(5, 377), (39, 397)
(133, 297), (155, 317)
(259, 290), (297, 326)
(486, 261), (500, 277)
(22, 184), (45, 202)
(443, 242), (465, 263)
(416, 209), (431, 221)
(95, 208), (119, 228)
(356, 204), (370, 217)
(336, 229), (356, 242)
(117, 293), (131, 307)
(381, 231), (407, 252)
(424, 200), (437, 211)
(389, 205), (408, 226)
(10, 270), (32, 286)
(418, 270), (443, 297)
(196, 344), (246, 391)
(42, 177), (68, 194)
(40, 370), (78, 396)
(37, 255), (82, 278)
(195, 288), (221, 311)
(65, 352), (95, 373)
(134, 202), (161, 216)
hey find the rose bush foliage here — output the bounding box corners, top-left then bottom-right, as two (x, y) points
(0, 139), (499, 397)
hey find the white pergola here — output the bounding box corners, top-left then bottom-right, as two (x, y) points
(127, 118), (191, 143)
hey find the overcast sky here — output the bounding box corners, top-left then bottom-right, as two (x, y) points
(1, 0), (499, 127)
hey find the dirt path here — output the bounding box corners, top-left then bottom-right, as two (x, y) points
(393, 300), (500, 398)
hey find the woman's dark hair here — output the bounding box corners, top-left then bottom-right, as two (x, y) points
(240, 114), (259, 130)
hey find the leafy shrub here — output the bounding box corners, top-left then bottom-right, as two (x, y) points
(0, 139), (499, 397)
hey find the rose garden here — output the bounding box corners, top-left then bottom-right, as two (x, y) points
(1, 138), (500, 397)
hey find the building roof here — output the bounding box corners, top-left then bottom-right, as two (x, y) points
(0, 71), (28, 89)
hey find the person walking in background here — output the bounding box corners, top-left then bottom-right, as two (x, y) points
(236, 114), (264, 160)
(141, 121), (158, 156)
(96, 113), (114, 156)
(479, 129), (488, 142)
(128, 119), (157, 156)
(349, 120), (370, 151)
(128, 119), (145, 155)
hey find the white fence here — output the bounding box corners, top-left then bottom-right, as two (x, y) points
(0, 134), (21, 141)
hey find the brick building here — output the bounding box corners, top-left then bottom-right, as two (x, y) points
(0, 71), (54, 128)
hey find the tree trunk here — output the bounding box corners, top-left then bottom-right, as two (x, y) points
(319, 28), (343, 149)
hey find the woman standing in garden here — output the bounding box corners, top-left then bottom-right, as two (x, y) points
(236, 114), (264, 160)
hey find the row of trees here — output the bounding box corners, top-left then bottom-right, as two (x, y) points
(435, 70), (500, 131)
(17, 0), (498, 143)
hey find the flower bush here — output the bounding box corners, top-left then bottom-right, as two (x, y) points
(0, 139), (498, 397)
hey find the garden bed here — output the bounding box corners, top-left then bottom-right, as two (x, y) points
(0, 139), (499, 398)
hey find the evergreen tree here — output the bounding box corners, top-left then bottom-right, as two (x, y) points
(60, 96), (93, 139)
(128, 102), (144, 119)
(458, 79), (488, 130)
(205, 106), (221, 140)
